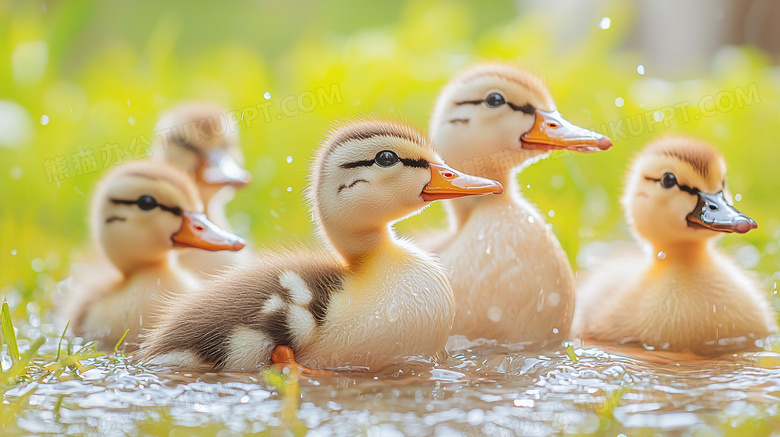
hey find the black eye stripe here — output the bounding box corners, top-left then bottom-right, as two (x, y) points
(339, 157), (430, 169)
(399, 158), (429, 168)
(507, 102), (536, 115)
(454, 99), (535, 114)
(339, 159), (375, 169)
(643, 176), (699, 195)
(110, 197), (183, 216)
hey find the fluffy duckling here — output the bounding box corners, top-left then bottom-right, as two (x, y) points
(152, 101), (252, 275)
(573, 137), (777, 355)
(62, 161), (245, 348)
(426, 64), (612, 346)
(140, 120), (503, 372)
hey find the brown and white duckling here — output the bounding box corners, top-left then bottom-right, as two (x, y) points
(425, 63), (612, 346)
(572, 137), (777, 355)
(62, 161), (245, 349)
(152, 101), (252, 275)
(139, 120), (503, 372)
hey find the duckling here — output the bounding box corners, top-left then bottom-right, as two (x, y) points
(425, 63), (612, 346)
(151, 101), (252, 275)
(572, 137), (777, 355)
(62, 161), (246, 349)
(139, 120), (504, 372)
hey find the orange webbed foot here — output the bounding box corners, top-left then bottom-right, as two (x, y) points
(271, 345), (336, 376)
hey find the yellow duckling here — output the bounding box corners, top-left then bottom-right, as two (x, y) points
(151, 101), (252, 275)
(425, 64), (612, 346)
(573, 137), (777, 355)
(62, 161), (245, 348)
(140, 120), (503, 372)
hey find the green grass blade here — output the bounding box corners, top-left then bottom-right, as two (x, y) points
(1, 337), (45, 386)
(1, 299), (20, 363)
(113, 329), (129, 355)
(56, 320), (70, 362)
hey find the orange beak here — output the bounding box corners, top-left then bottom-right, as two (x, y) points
(199, 150), (252, 188)
(172, 212), (246, 251)
(521, 110), (613, 152)
(421, 163), (504, 201)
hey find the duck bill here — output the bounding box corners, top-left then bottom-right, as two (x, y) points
(686, 191), (758, 234)
(421, 163), (504, 201)
(521, 110), (613, 153)
(172, 212), (246, 251)
(199, 150), (252, 187)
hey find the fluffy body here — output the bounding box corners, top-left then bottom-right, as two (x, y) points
(574, 248), (776, 355)
(142, 242), (452, 370)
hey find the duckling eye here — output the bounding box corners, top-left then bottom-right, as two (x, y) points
(660, 173), (677, 189)
(485, 93), (506, 108)
(374, 150), (400, 167)
(137, 195), (158, 211)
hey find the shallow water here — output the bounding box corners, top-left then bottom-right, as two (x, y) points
(4, 330), (780, 437)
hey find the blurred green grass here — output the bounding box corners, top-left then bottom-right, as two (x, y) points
(1, 0), (779, 313)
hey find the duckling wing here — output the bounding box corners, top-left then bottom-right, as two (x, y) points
(138, 249), (345, 371)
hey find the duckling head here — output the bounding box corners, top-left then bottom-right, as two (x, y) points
(152, 101), (252, 202)
(92, 161), (246, 274)
(430, 64), (612, 184)
(624, 137), (757, 248)
(311, 119), (504, 263)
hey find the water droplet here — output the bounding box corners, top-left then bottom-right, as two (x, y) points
(657, 251), (667, 260)
(128, 116), (135, 125)
(487, 306), (502, 322)
(286, 186), (292, 192)
(598, 17), (611, 30)
(40, 114), (49, 125)
(486, 244), (492, 255)
(264, 92), (271, 100)
(552, 328), (559, 334)
(735, 193), (742, 201)
(126, 99), (131, 106)
(653, 110), (664, 122)
(286, 156), (293, 164)
(526, 184), (531, 189)
(548, 210), (555, 218)
(528, 216), (535, 224)
(11, 250), (17, 256)
(637, 64), (646, 75)
(614, 97), (624, 107)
